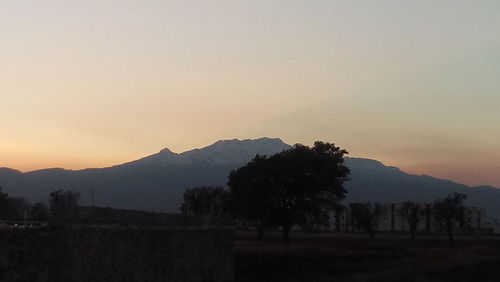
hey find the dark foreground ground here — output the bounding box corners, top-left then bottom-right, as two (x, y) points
(234, 231), (500, 282)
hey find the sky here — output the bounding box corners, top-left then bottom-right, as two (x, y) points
(1, 1), (499, 187)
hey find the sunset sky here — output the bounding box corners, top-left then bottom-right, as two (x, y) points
(1, 1), (499, 187)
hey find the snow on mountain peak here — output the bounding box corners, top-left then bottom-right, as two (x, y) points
(132, 138), (291, 167)
(183, 137), (291, 165)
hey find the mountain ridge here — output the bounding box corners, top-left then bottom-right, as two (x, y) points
(0, 138), (499, 219)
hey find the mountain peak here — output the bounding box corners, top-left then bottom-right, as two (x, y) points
(2, 137), (500, 218)
(212, 137), (287, 146)
(130, 137), (292, 168)
(181, 137), (291, 165)
(160, 147), (176, 155)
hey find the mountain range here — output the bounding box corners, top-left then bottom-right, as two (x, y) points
(1, 137), (500, 219)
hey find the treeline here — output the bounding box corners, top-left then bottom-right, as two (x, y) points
(0, 187), (49, 223)
(346, 193), (468, 241)
(183, 186), (469, 241)
(0, 188), (93, 226)
(1, 140), (474, 243)
(181, 141), (473, 242)
(1, 187), (227, 228)
(181, 141), (349, 243)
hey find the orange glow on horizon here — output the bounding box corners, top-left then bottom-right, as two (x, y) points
(1, 1), (499, 187)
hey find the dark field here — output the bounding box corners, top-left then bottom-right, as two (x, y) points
(234, 231), (500, 282)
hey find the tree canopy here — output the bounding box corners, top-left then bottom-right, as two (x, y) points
(433, 192), (467, 241)
(227, 141), (350, 242)
(349, 202), (384, 240)
(182, 186), (228, 216)
(49, 189), (81, 226)
(0, 187), (30, 221)
(400, 201), (425, 241)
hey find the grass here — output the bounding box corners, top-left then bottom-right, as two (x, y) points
(234, 231), (500, 282)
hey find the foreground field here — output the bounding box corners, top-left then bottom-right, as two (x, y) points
(234, 231), (500, 282)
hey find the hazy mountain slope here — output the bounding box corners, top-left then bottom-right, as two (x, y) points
(0, 168), (23, 192)
(344, 158), (500, 218)
(1, 138), (499, 218)
(0, 138), (292, 211)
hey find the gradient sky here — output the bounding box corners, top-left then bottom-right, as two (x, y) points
(1, 1), (499, 187)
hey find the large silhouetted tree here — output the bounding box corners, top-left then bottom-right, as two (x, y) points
(400, 201), (425, 241)
(433, 193), (467, 241)
(225, 155), (274, 239)
(350, 202), (384, 240)
(227, 141), (350, 243)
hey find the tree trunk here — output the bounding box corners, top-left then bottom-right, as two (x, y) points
(410, 226), (416, 241)
(447, 222), (453, 241)
(258, 227), (264, 240)
(306, 221), (314, 233)
(282, 224), (290, 244)
(257, 221), (264, 240)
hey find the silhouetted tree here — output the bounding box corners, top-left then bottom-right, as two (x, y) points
(350, 202), (384, 240)
(225, 154), (275, 239)
(400, 201), (425, 241)
(8, 197), (29, 221)
(0, 187), (10, 220)
(297, 206), (330, 232)
(0, 187), (28, 221)
(333, 204), (346, 232)
(227, 141), (350, 243)
(30, 202), (50, 221)
(49, 189), (80, 226)
(182, 186), (228, 216)
(433, 193), (467, 241)
(298, 202), (345, 232)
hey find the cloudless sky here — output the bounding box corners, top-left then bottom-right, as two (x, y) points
(1, 1), (499, 187)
